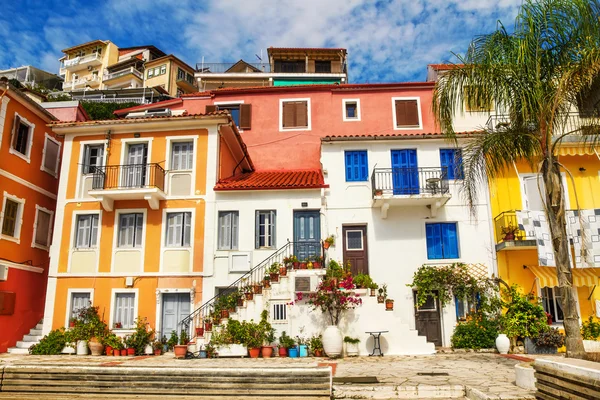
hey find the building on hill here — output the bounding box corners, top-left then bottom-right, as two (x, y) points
(0, 65), (63, 92)
(195, 47), (348, 90)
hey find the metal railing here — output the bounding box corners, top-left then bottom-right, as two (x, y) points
(63, 53), (102, 68)
(485, 112), (600, 136)
(196, 62), (271, 73)
(493, 210), (529, 243)
(91, 164), (165, 191)
(179, 240), (323, 337)
(371, 167), (449, 196)
(74, 97), (149, 104)
(104, 67), (142, 81)
(63, 75), (101, 90)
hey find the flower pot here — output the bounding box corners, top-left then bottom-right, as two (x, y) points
(253, 284), (262, 294)
(524, 337), (557, 355)
(299, 344), (308, 357)
(174, 345), (187, 359)
(154, 349), (161, 356)
(76, 340), (89, 356)
(345, 342), (359, 357)
(263, 280), (271, 288)
(503, 233), (515, 241)
(113, 349), (120, 356)
(300, 263), (307, 269)
(127, 348), (135, 356)
(205, 321), (213, 332)
(323, 242), (331, 249)
(237, 298), (244, 306)
(89, 341), (104, 356)
(496, 334), (510, 354)
(583, 340), (600, 352)
(288, 347), (299, 358)
(245, 292), (254, 301)
(293, 262), (300, 269)
(199, 350), (207, 358)
(105, 346), (112, 356)
(314, 349), (323, 357)
(377, 295), (385, 303)
(313, 262), (321, 269)
(374, 189), (383, 196)
(323, 325), (343, 358)
(370, 289), (376, 297)
(144, 344), (153, 355)
(385, 299), (394, 311)
(279, 266), (287, 276)
(270, 273), (279, 283)
(61, 345), (76, 354)
(196, 327), (204, 337)
(120, 349), (127, 356)
(249, 347), (260, 358)
(221, 309), (230, 319)
(279, 347), (288, 357)
(69, 321), (75, 328)
(261, 346), (274, 358)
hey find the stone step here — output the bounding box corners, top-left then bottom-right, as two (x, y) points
(15, 341), (34, 349)
(22, 334), (43, 342)
(6, 347), (29, 355)
(35, 324), (43, 331)
(29, 328), (42, 336)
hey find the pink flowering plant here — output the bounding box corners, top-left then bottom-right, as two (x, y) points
(296, 276), (363, 326)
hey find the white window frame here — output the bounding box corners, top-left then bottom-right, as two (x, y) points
(119, 137), (153, 167)
(41, 133), (61, 177)
(540, 286), (565, 324)
(116, 212), (145, 248)
(109, 288), (139, 332)
(0, 191), (26, 244)
(111, 208), (147, 273)
(519, 173), (571, 211)
(391, 97), (423, 130)
(217, 210), (239, 251)
(271, 302), (288, 324)
(68, 210), (102, 273)
(163, 208), (194, 248)
(279, 98), (312, 132)
(214, 100), (245, 131)
(345, 229), (364, 251)
(256, 210), (276, 249)
(342, 98), (361, 122)
(73, 212), (100, 249)
(164, 136), (197, 197)
(75, 140), (107, 200)
(160, 65), (167, 75)
(31, 205), (54, 251)
(9, 112), (35, 163)
(65, 288), (94, 327)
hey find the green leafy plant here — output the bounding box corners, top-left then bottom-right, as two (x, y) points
(501, 286), (548, 342)
(167, 330), (178, 350)
(343, 336), (360, 344)
(29, 328), (68, 355)
(128, 318), (155, 355)
(409, 263), (482, 307)
(80, 101), (140, 120)
(279, 331), (296, 349)
(70, 304), (109, 342)
(581, 316), (600, 340)
(102, 332), (122, 349)
(378, 284), (387, 298)
(179, 329), (189, 346)
(268, 262), (281, 274)
(353, 274), (374, 289)
(534, 328), (565, 348)
(309, 334), (323, 352)
(242, 320), (266, 348)
(324, 235), (335, 246)
(451, 315), (499, 349)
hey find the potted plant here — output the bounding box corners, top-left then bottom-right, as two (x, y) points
(525, 328), (565, 354)
(174, 330), (188, 359)
(124, 335), (135, 356)
(127, 318), (155, 356)
(167, 330), (179, 351)
(269, 262), (281, 283)
(286, 255), (299, 269)
(279, 262), (288, 276)
(88, 336), (104, 356)
(369, 282), (378, 297)
(287, 336), (298, 358)
(204, 319), (213, 332)
(263, 275), (271, 289)
(313, 256), (324, 269)
(309, 334), (324, 357)
(112, 337), (123, 356)
(69, 317), (76, 328)
(278, 331), (295, 357)
(323, 235), (335, 249)
(243, 320), (265, 358)
(581, 316), (600, 352)
(261, 311), (276, 358)
(152, 340), (162, 356)
(296, 336), (308, 357)
(114, 322), (122, 329)
(344, 336), (360, 357)
(253, 282), (263, 295)
(385, 298), (394, 311)
(198, 344), (208, 358)
(243, 286), (254, 301)
(161, 335), (169, 353)
(196, 324), (204, 337)
(377, 284), (387, 304)
(501, 224), (519, 241)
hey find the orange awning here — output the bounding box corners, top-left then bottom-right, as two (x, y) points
(557, 146), (596, 156)
(528, 266), (600, 287)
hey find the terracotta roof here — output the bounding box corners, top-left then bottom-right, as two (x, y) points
(215, 169), (327, 191)
(50, 111), (232, 127)
(113, 98), (184, 116)
(62, 40), (109, 53)
(268, 47), (346, 52)
(322, 131), (480, 141)
(428, 63), (464, 70)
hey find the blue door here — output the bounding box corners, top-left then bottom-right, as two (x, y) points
(293, 211), (321, 261)
(161, 293), (191, 339)
(391, 149), (419, 194)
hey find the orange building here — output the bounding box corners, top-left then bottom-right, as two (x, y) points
(43, 111), (251, 341)
(0, 80), (62, 353)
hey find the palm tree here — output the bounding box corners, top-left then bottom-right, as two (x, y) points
(433, 0), (600, 358)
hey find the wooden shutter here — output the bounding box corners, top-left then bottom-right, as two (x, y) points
(43, 139), (60, 173)
(282, 102), (296, 128)
(35, 210), (51, 246)
(239, 104), (252, 129)
(2, 200), (18, 236)
(205, 105), (217, 113)
(395, 100), (419, 127)
(10, 115), (21, 148)
(296, 101), (308, 127)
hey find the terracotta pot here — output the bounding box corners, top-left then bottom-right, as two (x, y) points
(270, 273), (279, 283)
(127, 348), (135, 356)
(69, 321), (75, 328)
(114, 349), (121, 356)
(174, 345), (187, 359)
(221, 309), (229, 319)
(504, 233), (515, 241)
(263, 280), (271, 288)
(385, 299), (394, 311)
(323, 242), (331, 249)
(279, 266), (287, 276)
(253, 284), (263, 294)
(245, 292), (254, 301)
(120, 349), (127, 356)
(377, 296), (385, 304)
(154, 349), (161, 356)
(374, 190), (383, 196)
(89, 341), (104, 356)
(248, 347), (260, 358)
(313, 262), (321, 269)
(204, 321), (213, 331)
(314, 349), (323, 357)
(237, 298), (244, 306)
(229, 307), (236, 313)
(292, 262), (300, 269)
(279, 346), (288, 357)
(370, 289), (376, 297)
(105, 346), (112, 356)
(196, 327), (204, 337)
(300, 263), (307, 269)
(261, 346), (274, 358)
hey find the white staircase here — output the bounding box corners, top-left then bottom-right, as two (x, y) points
(7, 319), (44, 355)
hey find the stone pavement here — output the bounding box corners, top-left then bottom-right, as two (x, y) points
(0, 352), (536, 399)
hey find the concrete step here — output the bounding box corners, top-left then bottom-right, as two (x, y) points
(15, 341), (34, 349)
(6, 347), (29, 355)
(35, 324), (43, 331)
(29, 328), (42, 336)
(22, 334), (43, 342)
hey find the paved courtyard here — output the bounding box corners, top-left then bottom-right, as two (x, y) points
(0, 352), (537, 399)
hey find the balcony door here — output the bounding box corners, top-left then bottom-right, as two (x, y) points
(391, 149), (419, 195)
(123, 143), (148, 188)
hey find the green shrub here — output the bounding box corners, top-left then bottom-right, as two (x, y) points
(581, 316), (600, 340)
(29, 329), (67, 355)
(534, 327), (565, 347)
(501, 286), (548, 340)
(451, 317), (499, 349)
(80, 101), (140, 120)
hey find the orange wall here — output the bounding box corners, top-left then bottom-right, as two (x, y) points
(219, 136), (239, 179)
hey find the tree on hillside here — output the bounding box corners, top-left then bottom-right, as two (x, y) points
(433, 0), (600, 358)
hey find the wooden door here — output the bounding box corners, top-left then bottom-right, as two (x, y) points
(342, 225), (369, 275)
(413, 292), (442, 346)
(293, 210), (320, 261)
(161, 293), (190, 338)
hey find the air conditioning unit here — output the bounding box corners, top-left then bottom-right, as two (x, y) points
(125, 111), (147, 118)
(145, 109), (172, 117)
(293, 275), (319, 293)
(0, 264), (9, 281)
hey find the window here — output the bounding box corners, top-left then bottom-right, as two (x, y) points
(160, 65), (167, 75)
(177, 68), (186, 81)
(113, 292), (136, 329)
(393, 98), (421, 129)
(186, 72), (194, 85)
(217, 105), (240, 127)
(1, 199), (21, 237)
(345, 230), (364, 250)
(208, 103), (252, 130)
(147, 68), (154, 78)
(154, 67), (160, 76)
(272, 303), (287, 322)
(425, 222), (459, 259)
(343, 99), (360, 121)
(541, 287), (564, 323)
(255, 210), (276, 249)
(11, 115), (33, 159)
(218, 211), (239, 250)
(118, 213), (143, 248)
(69, 292), (90, 320)
(281, 99), (310, 130)
(75, 214), (99, 248)
(345, 151), (368, 182)
(33, 206), (53, 248)
(455, 294), (479, 322)
(315, 60), (331, 73)
(42, 135), (61, 176)
(274, 60), (305, 73)
(170, 141), (193, 170)
(440, 149), (464, 180)
(165, 212), (192, 247)
(82, 144), (104, 174)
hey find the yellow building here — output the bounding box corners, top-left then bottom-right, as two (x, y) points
(42, 111), (252, 339)
(490, 134), (600, 323)
(144, 55), (198, 97)
(60, 40), (119, 91)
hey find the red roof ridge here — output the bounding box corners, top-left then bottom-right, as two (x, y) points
(215, 169), (327, 191)
(113, 98), (183, 116)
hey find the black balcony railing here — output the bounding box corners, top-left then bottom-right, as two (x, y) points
(371, 167), (449, 197)
(91, 164), (165, 192)
(493, 210), (528, 243)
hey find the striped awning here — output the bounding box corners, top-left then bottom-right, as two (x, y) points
(557, 146), (597, 156)
(528, 265), (600, 287)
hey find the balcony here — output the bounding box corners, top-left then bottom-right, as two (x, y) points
(493, 211), (536, 251)
(63, 53), (103, 71)
(371, 167), (451, 218)
(103, 67), (143, 85)
(195, 61), (347, 75)
(196, 62), (271, 73)
(88, 164), (166, 211)
(485, 113), (600, 137)
(62, 75), (101, 91)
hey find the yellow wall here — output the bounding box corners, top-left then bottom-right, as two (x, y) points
(63, 42), (119, 86)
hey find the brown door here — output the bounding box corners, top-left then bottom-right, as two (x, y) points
(342, 225), (368, 275)
(413, 292), (443, 346)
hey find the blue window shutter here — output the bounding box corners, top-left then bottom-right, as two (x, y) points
(360, 151), (368, 180)
(454, 150), (464, 179)
(440, 149), (452, 179)
(345, 152), (352, 181)
(426, 223), (442, 259)
(345, 151), (368, 182)
(441, 223), (459, 258)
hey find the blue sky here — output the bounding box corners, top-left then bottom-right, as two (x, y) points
(0, 0), (522, 83)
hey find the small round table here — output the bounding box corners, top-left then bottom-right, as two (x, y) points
(365, 330), (388, 356)
(426, 177), (441, 194)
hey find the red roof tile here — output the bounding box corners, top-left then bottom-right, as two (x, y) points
(322, 131), (480, 141)
(428, 63), (464, 70)
(50, 111), (232, 127)
(113, 99), (184, 116)
(215, 169), (327, 191)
